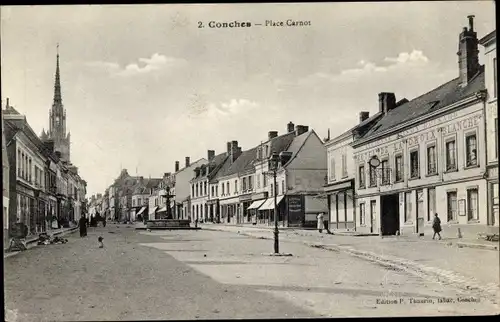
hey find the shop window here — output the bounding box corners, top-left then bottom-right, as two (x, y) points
(404, 192), (412, 222)
(467, 188), (478, 221)
(395, 155), (403, 182)
(465, 134), (478, 167)
(427, 145), (437, 175)
(427, 188), (436, 222)
(447, 191), (457, 222)
(410, 150), (419, 179)
(359, 203), (365, 226)
(446, 140), (457, 171)
(358, 165), (365, 188)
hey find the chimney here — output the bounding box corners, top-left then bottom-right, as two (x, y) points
(164, 172), (171, 178)
(457, 15), (480, 87)
(287, 122), (295, 133)
(227, 142), (232, 154)
(378, 92), (397, 114)
(295, 125), (309, 136)
(185, 157), (190, 168)
(230, 141), (241, 162)
(359, 111), (370, 123)
(175, 161), (180, 172)
(5, 98), (9, 108)
(207, 150), (215, 161)
(268, 131), (278, 140)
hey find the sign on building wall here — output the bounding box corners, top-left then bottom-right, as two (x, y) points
(287, 195), (304, 226)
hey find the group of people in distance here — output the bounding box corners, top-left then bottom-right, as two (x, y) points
(78, 213), (106, 237)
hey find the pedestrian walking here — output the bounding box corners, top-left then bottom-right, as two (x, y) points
(317, 213), (324, 233)
(79, 215), (87, 237)
(432, 213), (442, 240)
(102, 216), (107, 228)
(321, 213), (332, 234)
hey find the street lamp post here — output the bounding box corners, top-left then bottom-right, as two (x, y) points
(269, 153), (280, 254)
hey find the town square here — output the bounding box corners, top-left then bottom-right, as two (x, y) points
(2, 2), (499, 320)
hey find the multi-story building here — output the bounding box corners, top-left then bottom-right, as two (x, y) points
(324, 111), (382, 231)
(4, 103), (48, 235)
(2, 103), (10, 246)
(479, 30), (499, 228)
(352, 16), (496, 237)
(131, 177), (161, 221)
(207, 154), (233, 223)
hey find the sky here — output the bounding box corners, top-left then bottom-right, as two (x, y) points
(1, 2), (496, 197)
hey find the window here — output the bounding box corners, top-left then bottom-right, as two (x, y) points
(204, 182), (207, 195)
(447, 191), (458, 222)
(381, 160), (390, 185)
(467, 188), (478, 221)
(410, 150), (419, 179)
(404, 192), (412, 222)
(211, 186), (214, 197)
(495, 118), (498, 159)
(358, 165), (365, 188)
(494, 57), (497, 98)
(226, 182), (230, 195)
(427, 145), (437, 175)
(248, 176), (253, 190)
(369, 165), (377, 187)
(34, 168), (38, 187)
(281, 180), (285, 195)
(465, 134), (477, 167)
(215, 186), (218, 197)
(395, 155), (403, 182)
(257, 174), (261, 188)
(360, 203), (365, 226)
(191, 185), (194, 197)
(263, 174), (268, 187)
(329, 157), (336, 180)
(446, 140), (457, 171)
(234, 180), (238, 193)
(21, 152), (24, 178)
(221, 183), (225, 195)
(195, 183), (198, 197)
(341, 154), (347, 178)
(242, 178), (247, 191)
(427, 188), (436, 222)
(17, 149), (21, 177)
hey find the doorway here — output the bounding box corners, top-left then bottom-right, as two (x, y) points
(380, 194), (400, 236)
(370, 200), (376, 233)
(416, 189), (424, 235)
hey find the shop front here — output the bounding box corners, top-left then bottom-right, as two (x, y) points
(324, 179), (356, 231)
(488, 166), (499, 228)
(239, 194), (253, 224)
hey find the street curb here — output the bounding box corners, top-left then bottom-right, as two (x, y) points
(3, 227), (79, 259)
(456, 242), (499, 251)
(203, 225), (499, 302)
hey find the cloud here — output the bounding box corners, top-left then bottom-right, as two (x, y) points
(384, 50), (429, 64)
(189, 98), (260, 119)
(86, 53), (187, 77)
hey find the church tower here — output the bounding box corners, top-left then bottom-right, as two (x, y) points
(46, 44), (71, 162)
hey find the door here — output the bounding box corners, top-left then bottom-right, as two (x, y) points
(370, 200), (376, 234)
(416, 189), (424, 234)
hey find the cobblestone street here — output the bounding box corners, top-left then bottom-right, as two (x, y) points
(4, 226), (498, 321)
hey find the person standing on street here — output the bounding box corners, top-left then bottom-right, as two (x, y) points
(321, 213), (332, 234)
(79, 215), (87, 237)
(317, 213), (324, 233)
(432, 213), (442, 240)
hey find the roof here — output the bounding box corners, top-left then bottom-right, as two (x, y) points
(269, 132), (295, 155)
(356, 68), (485, 145)
(209, 154), (233, 182)
(3, 105), (21, 115)
(222, 146), (258, 177)
(479, 30), (496, 45)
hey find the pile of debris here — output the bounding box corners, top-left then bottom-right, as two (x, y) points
(477, 232), (499, 242)
(37, 233), (68, 245)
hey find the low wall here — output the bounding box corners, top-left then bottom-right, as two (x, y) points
(146, 219), (191, 229)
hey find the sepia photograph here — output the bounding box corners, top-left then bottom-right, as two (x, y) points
(1, 1), (498, 320)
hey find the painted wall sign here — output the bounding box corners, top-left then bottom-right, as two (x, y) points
(441, 114), (482, 135)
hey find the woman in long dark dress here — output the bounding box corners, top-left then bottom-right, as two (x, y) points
(432, 213), (442, 240)
(79, 215), (87, 237)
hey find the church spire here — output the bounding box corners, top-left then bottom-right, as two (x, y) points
(53, 43), (62, 106)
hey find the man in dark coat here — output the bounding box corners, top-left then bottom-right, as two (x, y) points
(79, 215), (87, 237)
(432, 213), (442, 240)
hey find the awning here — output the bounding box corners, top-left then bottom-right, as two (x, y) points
(247, 199), (266, 210)
(305, 195), (328, 213)
(149, 206), (158, 215)
(137, 206), (146, 216)
(157, 205), (167, 213)
(258, 196), (284, 210)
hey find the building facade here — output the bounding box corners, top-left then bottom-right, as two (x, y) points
(479, 30), (499, 228)
(2, 104), (10, 247)
(353, 17), (497, 237)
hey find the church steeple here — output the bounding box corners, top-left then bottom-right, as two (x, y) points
(53, 43), (62, 106)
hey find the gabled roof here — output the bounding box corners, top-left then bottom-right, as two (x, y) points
(269, 132), (295, 155)
(209, 154), (233, 182)
(356, 68), (485, 145)
(222, 146), (258, 177)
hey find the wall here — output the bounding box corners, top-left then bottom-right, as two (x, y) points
(326, 135), (354, 184)
(174, 159), (208, 205)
